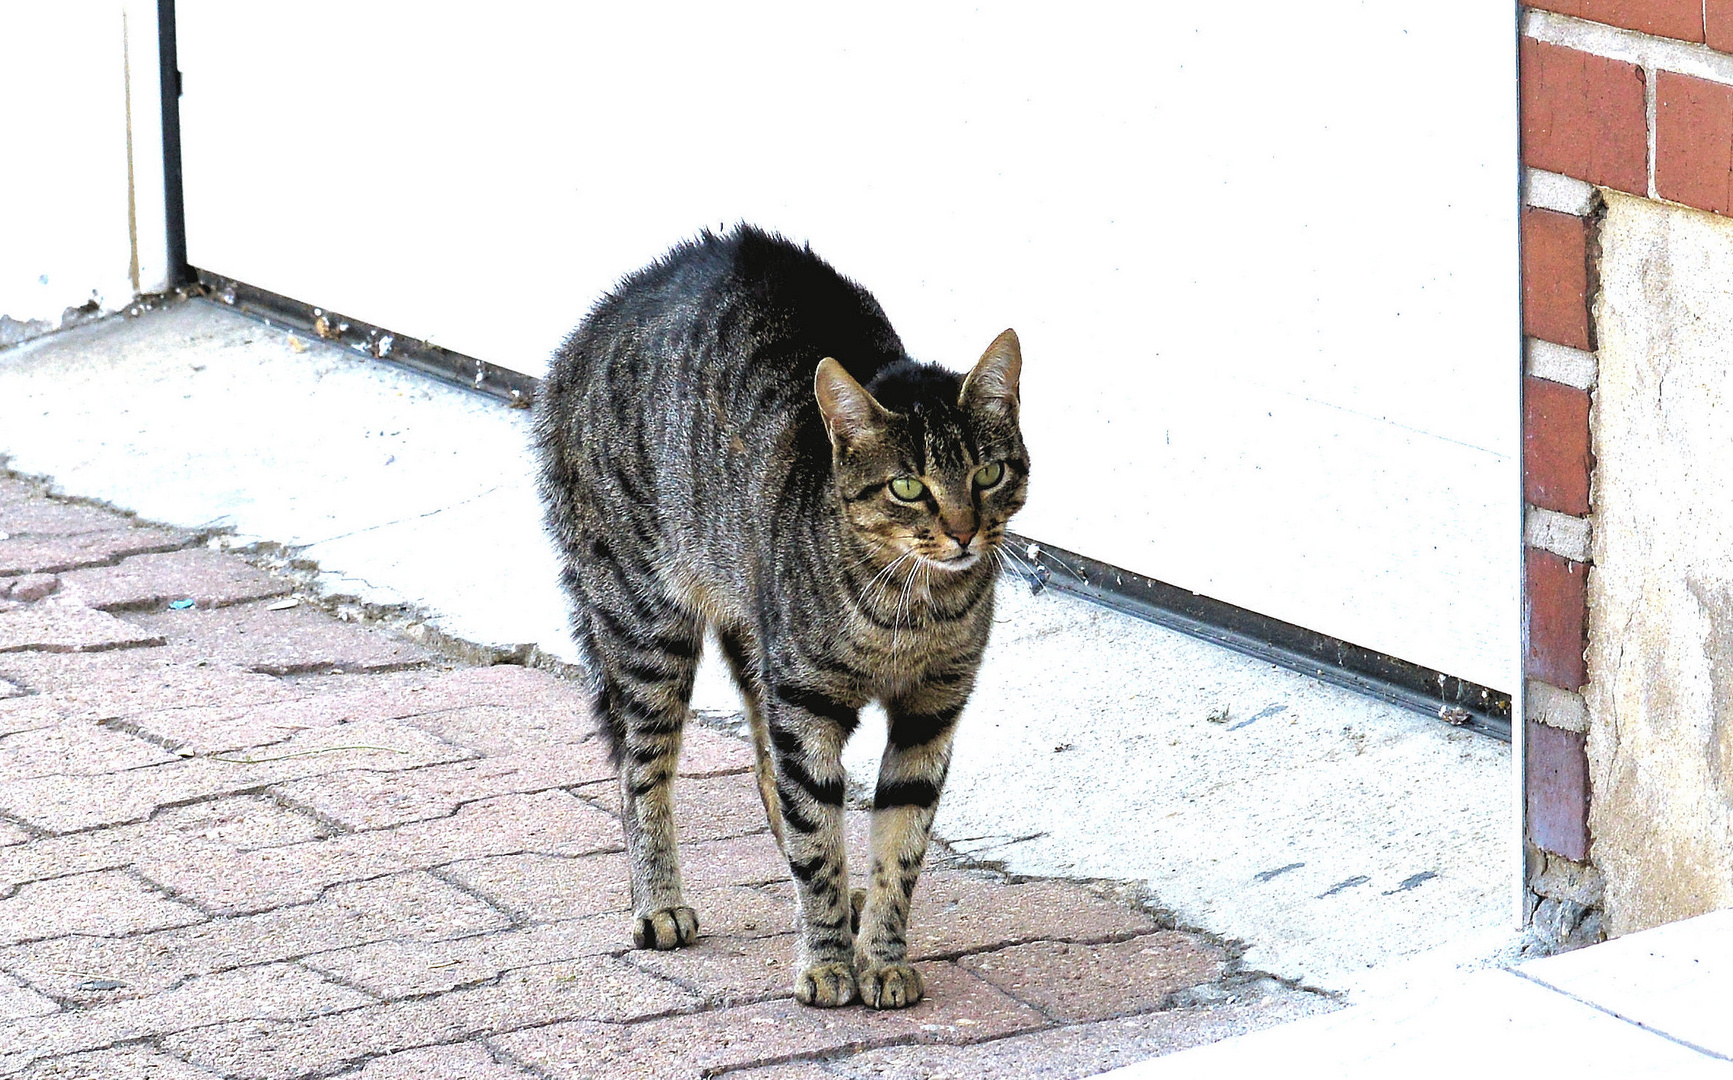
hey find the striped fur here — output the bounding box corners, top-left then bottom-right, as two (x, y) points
(532, 226), (1027, 1009)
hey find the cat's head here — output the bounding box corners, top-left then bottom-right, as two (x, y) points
(814, 329), (1028, 573)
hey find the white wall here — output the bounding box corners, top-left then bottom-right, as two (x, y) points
(176, 2), (1519, 690)
(0, 1), (168, 343)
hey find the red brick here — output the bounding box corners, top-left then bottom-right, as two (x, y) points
(1527, 719), (1591, 861)
(957, 934), (1225, 1023)
(1523, 208), (1595, 351)
(1526, 549), (1589, 690)
(122, 600), (435, 676)
(1710, 0), (1733, 51)
(0, 528), (194, 576)
(1527, 0), (1703, 41)
(1520, 39), (1648, 195)
(58, 548), (291, 611)
(1656, 71), (1733, 216)
(1524, 376), (1594, 516)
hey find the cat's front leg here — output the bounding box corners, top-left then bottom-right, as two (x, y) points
(855, 691), (964, 1008)
(764, 680), (860, 1007)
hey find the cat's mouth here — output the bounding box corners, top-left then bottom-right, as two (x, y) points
(926, 549), (980, 573)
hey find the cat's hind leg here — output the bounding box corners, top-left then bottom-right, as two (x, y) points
(574, 567), (705, 951)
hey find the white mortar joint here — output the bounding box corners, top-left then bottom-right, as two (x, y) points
(1526, 504), (1593, 563)
(1526, 338), (1598, 391)
(1525, 678), (1589, 734)
(1524, 9), (1733, 87)
(1526, 169), (1599, 216)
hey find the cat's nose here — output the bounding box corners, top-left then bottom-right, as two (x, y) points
(948, 528), (976, 550)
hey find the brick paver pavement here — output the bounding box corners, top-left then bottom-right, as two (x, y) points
(0, 475), (1334, 1078)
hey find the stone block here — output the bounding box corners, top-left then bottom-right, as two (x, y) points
(0, 496), (130, 538)
(0, 575), (57, 602)
(59, 548), (291, 611)
(957, 933), (1225, 1022)
(0, 962), (370, 1075)
(493, 963), (1046, 1078)
(271, 743), (615, 830)
(827, 987), (1341, 1080)
(0, 719), (178, 782)
(905, 871), (1159, 961)
(123, 600), (435, 675)
(303, 915), (626, 999)
(165, 959), (695, 1080)
(13, 1044), (226, 1079)
(0, 602), (166, 654)
(440, 852), (631, 922)
(333, 1042), (540, 1080)
(0, 649), (292, 721)
(0, 718), (474, 832)
(0, 872), (510, 1004)
(0, 528), (194, 576)
(575, 770), (770, 842)
(0, 869), (205, 946)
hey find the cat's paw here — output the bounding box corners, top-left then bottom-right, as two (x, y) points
(632, 906), (699, 950)
(850, 888), (866, 935)
(856, 960), (925, 1009)
(794, 961), (858, 1007)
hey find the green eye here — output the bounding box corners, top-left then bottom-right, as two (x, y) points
(889, 477), (926, 501)
(973, 462), (1005, 489)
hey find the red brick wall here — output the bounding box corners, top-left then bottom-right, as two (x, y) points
(1519, 2), (1733, 896)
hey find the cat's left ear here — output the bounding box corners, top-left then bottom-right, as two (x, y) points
(960, 328), (1021, 420)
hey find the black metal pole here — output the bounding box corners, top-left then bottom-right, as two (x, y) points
(157, 0), (189, 286)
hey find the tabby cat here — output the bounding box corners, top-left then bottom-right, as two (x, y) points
(533, 226), (1027, 1009)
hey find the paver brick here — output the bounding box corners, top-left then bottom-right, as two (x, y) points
(681, 833), (799, 888)
(825, 989), (1341, 1080)
(113, 682), (438, 757)
(0, 528), (195, 576)
(493, 963), (1047, 1079)
(0, 575), (57, 602)
(0, 602), (166, 654)
(681, 725), (756, 776)
(0, 962), (371, 1075)
(0, 697), (66, 739)
(0, 869), (205, 946)
(135, 832), (414, 916)
(628, 932), (801, 1006)
(958, 933), (1225, 1022)
(363, 790), (620, 864)
(0, 824), (28, 848)
(0, 872), (510, 1004)
(0, 823), (152, 893)
(0, 495), (129, 537)
(59, 547), (291, 611)
(166, 959), (697, 1080)
(0, 719), (178, 782)
(576, 770), (771, 842)
(441, 852), (631, 922)
(905, 872), (1159, 961)
(153, 794), (334, 850)
(0, 649), (293, 721)
(303, 914), (626, 999)
(124, 600), (435, 675)
(271, 743), (615, 829)
(0, 718), (476, 833)
(333, 1041), (541, 1080)
(15, 1044), (225, 1079)
(391, 702), (596, 757)
(0, 971), (55, 1021)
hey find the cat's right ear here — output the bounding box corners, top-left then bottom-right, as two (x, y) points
(815, 358), (889, 449)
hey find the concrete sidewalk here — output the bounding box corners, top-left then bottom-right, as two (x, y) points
(0, 476), (1334, 1078)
